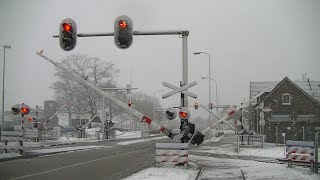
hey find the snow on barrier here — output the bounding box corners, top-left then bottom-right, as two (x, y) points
(286, 140), (315, 164)
(0, 131), (24, 154)
(156, 143), (189, 167)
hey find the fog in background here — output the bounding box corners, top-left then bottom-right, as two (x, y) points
(0, 0), (319, 119)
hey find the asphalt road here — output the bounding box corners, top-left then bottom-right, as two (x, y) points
(0, 138), (170, 180)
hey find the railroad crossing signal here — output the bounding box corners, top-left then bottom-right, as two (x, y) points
(11, 103), (30, 116)
(162, 81), (197, 99)
(209, 102), (213, 110)
(179, 107), (190, 120)
(194, 102), (199, 109)
(11, 104), (21, 115)
(165, 107), (177, 120)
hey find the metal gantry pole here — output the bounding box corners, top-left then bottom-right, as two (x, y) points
(2, 45), (10, 131)
(1, 47), (5, 132)
(208, 54), (212, 127)
(181, 32), (188, 107)
(153, 92), (156, 123)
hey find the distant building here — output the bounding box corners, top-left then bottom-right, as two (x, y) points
(44, 100), (59, 127)
(249, 77), (320, 143)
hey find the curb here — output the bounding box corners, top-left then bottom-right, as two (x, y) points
(0, 155), (26, 162)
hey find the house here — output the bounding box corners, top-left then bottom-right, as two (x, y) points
(249, 77), (320, 143)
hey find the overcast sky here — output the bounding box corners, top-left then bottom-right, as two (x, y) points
(0, 0), (319, 116)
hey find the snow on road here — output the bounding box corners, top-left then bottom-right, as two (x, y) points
(123, 166), (197, 180)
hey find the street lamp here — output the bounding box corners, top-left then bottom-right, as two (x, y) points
(193, 51), (212, 121)
(153, 90), (164, 122)
(201, 76), (219, 114)
(2, 45), (11, 131)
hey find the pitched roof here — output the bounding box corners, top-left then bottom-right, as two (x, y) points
(250, 77), (320, 106)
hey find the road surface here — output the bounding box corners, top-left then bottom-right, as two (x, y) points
(0, 138), (170, 180)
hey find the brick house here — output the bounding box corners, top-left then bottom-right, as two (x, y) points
(249, 77), (320, 143)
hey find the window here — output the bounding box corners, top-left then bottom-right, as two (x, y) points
(282, 93), (291, 105)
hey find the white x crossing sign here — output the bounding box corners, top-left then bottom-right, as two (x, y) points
(162, 81), (197, 99)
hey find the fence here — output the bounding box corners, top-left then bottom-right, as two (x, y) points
(155, 143), (189, 167)
(39, 130), (58, 141)
(24, 129), (40, 142)
(0, 131), (24, 154)
(237, 134), (264, 153)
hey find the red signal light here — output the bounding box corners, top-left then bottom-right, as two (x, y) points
(62, 23), (72, 32)
(179, 111), (188, 118)
(27, 117), (33, 122)
(119, 20), (128, 29)
(21, 107), (30, 115)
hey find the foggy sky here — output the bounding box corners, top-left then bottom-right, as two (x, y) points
(0, 0), (319, 118)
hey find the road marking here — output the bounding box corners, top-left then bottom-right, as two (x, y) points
(9, 147), (154, 180)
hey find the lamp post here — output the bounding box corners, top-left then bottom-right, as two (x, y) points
(201, 76), (218, 114)
(2, 45), (11, 131)
(193, 51), (212, 121)
(153, 90), (164, 123)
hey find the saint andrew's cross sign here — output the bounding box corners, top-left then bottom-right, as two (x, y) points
(162, 81), (197, 99)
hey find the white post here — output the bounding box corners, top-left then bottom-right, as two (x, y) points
(314, 132), (318, 173)
(282, 133), (286, 157)
(237, 135), (240, 153)
(153, 92), (156, 123)
(302, 126), (305, 141)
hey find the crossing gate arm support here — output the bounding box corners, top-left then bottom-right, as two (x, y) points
(43, 103), (68, 127)
(190, 89), (269, 145)
(200, 90), (271, 135)
(36, 51), (180, 142)
(200, 104), (237, 131)
(81, 114), (98, 130)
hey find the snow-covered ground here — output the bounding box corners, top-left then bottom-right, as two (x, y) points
(0, 152), (22, 159)
(192, 155), (320, 180)
(124, 154), (320, 180)
(123, 166), (198, 180)
(195, 143), (284, 159)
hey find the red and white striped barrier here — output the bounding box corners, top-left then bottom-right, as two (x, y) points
(285, 140), (315, 163)
(286, 147), (314, 155)
(156, 143), (188, 167)
(286, 154), (314, 162)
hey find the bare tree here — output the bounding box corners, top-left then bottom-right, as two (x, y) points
(130, 92), (165, 122)
(51, 54), (120, 122)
